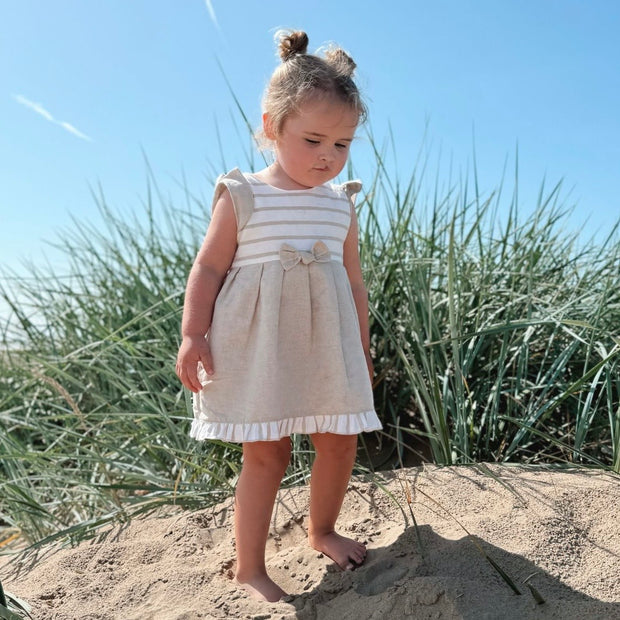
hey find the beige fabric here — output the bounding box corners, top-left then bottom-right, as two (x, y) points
(211, 168), (254, 230)
(191, 170), (381, 443)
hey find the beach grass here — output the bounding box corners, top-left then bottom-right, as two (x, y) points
(360, 145), (620, 470)
(1, 137), (619, 552)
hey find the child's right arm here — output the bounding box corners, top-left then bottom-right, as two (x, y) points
(176, 189), (237, 393)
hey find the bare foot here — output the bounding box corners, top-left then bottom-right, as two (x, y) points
(309, 531), (367, 571)
(236, 573), (287, 603)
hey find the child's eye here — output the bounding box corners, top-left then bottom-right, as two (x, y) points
(305, 138), (320, 145)
(336, 143), (348, 149)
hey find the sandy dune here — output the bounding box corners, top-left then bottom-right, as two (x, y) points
(3, 465), (619, 619)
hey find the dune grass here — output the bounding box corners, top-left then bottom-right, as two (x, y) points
(360, 150), (620, 470)
(0, 139), (618, 553)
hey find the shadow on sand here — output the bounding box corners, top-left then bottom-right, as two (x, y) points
(290, 524), (620, 620)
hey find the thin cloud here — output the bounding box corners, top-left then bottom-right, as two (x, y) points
(13, 94), (54, 122)
(204, 0), (220, 29)
(57, 121), (91, 141)
(12, 94), (92, 142)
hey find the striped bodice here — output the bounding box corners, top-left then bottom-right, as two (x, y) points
(231, 174), (354, 268)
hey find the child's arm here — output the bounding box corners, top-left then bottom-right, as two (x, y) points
(176, 189), (238, 393)
(342, 207), (373, 385)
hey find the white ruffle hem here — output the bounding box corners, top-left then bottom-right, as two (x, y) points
(190, 410), (381, 443)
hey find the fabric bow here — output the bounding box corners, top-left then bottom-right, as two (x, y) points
(279, 241), (331, 271)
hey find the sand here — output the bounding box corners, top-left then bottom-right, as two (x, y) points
(2, 464), (619, 620)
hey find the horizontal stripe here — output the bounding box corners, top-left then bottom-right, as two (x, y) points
(251, 208), (348, 222)
(252, 188), (348, 199)
(252, 193), (349, 206)
(238, 234), (344, 247)
(244, 219), (349, 231)
(232, 250), (281, 262)
(235, 238), (345, 259)
(252, 204), (349, 215)
(240, 229), (347, 247)
(245, 212), (349, 228)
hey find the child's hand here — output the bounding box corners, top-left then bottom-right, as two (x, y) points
(176, 335), (214, 393)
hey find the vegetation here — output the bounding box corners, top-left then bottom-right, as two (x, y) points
(361, 153), (619, 470)
(1, 142), (619, 552)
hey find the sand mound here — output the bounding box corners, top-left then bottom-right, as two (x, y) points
(2, 465), (619, 619)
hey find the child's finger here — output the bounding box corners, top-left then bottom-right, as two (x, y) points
(189, 365), (204, 393)
(181, 365), (201, 393)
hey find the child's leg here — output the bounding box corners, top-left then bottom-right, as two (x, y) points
(234, 437), (291, 602)
(308, 433), (366, 570)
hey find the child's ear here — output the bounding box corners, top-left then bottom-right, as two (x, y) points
(263, 113), (276, 141)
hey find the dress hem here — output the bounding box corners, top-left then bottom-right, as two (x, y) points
(190, 410), (382, 443)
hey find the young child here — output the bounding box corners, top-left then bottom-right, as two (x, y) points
(176, 30), (382, 603)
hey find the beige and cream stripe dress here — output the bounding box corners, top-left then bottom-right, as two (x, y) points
(191, 168), (381, 443)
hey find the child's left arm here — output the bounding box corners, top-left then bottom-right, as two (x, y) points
(342, 208), (373, 386)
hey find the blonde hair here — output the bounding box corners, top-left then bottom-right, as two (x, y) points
(259, 30), (367, 144)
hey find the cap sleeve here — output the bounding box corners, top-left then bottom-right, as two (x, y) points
(341, 180), (362, 209)
(211, 168), (254, 231)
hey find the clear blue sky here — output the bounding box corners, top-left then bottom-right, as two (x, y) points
(2, 1), (619, 296)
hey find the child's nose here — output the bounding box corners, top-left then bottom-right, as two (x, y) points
(319, 148), (335, 162)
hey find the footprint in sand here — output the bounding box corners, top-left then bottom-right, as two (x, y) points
(354, 559), (409, 596)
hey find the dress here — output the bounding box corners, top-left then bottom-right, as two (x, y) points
(190, 168), (382, 443)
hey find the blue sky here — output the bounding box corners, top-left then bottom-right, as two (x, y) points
(1, 0), (619, 302)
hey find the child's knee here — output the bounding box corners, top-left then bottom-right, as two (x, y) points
(313, 433), (357, 461)
(243, 438), (291, 474)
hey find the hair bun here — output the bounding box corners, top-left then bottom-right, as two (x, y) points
(278, 30), (309, 61)
(324, 47), (357, 78)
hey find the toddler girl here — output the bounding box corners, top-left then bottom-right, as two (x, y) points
(176, 30), (382, 602)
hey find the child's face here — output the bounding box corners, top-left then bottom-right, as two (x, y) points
(267, 98), (358, 188)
